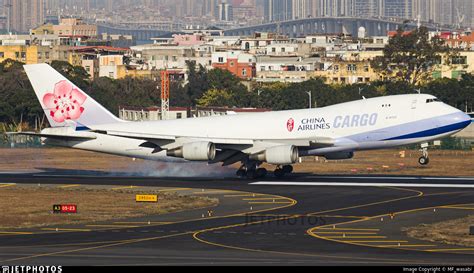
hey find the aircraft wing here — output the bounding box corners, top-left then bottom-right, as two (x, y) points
(94, 129), (335, 165)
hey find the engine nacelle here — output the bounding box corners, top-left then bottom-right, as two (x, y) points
(324, 152), (354, 160)
(251, 145), (299, 165)
(167, 142), (216, 161)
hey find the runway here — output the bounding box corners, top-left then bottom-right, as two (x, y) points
(1, 171), (474, 266)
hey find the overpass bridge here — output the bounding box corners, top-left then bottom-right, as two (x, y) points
(224, 17), (451, 37)
(97, 17), (454, 44)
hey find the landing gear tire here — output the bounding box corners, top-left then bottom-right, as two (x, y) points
(246, 170), (257, 179)
(236, 169), (246, 177)
(274, 168), (285, 178)
(282, 165), (293, 174)
(418, 156), (430, 165)
(256, 168), (268, 178)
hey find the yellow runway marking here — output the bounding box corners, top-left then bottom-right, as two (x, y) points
(314, 232), (379, 235)
(324, 236), (387, 239)
(441, 206), (474, 210)
(248, 202), (294, 204)
(192, 190), (235, 195)
(344, 241), (409, 243)
(317, 227), (380, 231)
(375, 245), (436, 248)
(111, 186), (139, 190)
(158, 188), (192, 192)
(113, 222), (173, 225)
(224, 194), (267, 197)
(41, 228), (90, 232)
(242, 197), (288, 201)
(59, 184), (80, 189)
(0, 184), (15, 188)
(426, 248), (474, 252)
(0, 231), (33, 235)
(86, 224), (139, 228)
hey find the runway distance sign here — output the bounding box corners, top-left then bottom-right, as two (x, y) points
(136, 194), (158, 203)
(53, 204), (77, 214)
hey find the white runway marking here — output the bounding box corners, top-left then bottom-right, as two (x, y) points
(310, 176), (474, 181)
(251, 182), (474, 188)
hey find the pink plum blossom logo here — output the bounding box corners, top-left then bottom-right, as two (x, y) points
(287, 118), (295, 132)
(42, 80), (87, 123)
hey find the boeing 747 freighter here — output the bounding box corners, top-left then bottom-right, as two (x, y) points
(20, 64), (471, 178)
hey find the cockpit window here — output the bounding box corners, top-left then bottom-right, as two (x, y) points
(426, 98), (441, 103)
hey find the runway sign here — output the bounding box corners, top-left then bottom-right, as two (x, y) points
(136, 195), (158, 203)
(53, 204), (77, 214)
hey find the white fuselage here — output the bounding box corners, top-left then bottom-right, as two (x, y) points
(43, 94), (471, 162)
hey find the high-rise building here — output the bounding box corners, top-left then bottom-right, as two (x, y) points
(264, 0), (292, 22)
(384, 0), (412, 19)
(9, 0), (45, 33)
(218, 2), (233, 21)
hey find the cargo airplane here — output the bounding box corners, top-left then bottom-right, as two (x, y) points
(19, 64), (471, 178)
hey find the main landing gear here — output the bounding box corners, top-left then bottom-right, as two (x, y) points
(236, 161), (294, 179)
(236, 161), (268, 179)
(274, 165), (293, 178)
(418, 144), (430, 166)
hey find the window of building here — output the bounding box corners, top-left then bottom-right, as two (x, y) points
(272, 47), (276, 52)
(45, 52), (50, 59)
(109, 72), (114, 78)
(281, 48), (286, 53)
(218, 57), (224, 63)
(451, 56), (467, 65)
(334, 65), (339, 72)
(364, 65), (369, 72)
(230, 61), (234, 67)
(177, 113), (182, 119)
(260, 66), (265, 71)
(347, 64), (357, 72)
(37, 52), (42, 59)
(15, 52), (20, 59)
(242, 69), (247, 76)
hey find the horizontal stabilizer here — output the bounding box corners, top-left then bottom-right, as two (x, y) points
(14, 131), (97, 141)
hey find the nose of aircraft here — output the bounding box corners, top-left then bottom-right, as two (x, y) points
(456, 110), (472, 130)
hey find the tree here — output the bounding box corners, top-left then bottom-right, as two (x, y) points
(0, 59), (42, 125)
(50, 60), (90, 90)
(371, 26), (457, 85)
(197, 89), (234, 107)
(185, 61), (209, 106)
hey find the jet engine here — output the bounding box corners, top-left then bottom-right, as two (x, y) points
(251, 145), (299, 165)
(167, 142), (216, 161)
(324, 152), (354, 160)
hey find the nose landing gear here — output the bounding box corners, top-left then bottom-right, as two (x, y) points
(418, 145), (430, 166)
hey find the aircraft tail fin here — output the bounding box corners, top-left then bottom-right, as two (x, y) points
(24, 63), (122, 130)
